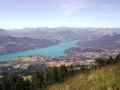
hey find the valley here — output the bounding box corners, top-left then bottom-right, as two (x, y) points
(0, 28), (120, 76)
(0, 0), (120, 89)
(0, 55), (94, 75)
(0, 40), (78, 60)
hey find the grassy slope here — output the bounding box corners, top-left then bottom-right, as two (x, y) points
(47, 63), (120, 90)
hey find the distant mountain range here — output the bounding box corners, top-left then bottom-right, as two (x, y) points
(0, 29), (12, 35)
(0, 36), (59, 55)
(0, 27), (111, 40)
(76, 33), (120, 50)
(7, 27), (120, 33)
(1, 27), (120, 41)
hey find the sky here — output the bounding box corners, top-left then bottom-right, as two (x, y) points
(0, 0), (120, 29)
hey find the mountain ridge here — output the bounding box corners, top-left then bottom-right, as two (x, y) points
(0, 36), (59, 55)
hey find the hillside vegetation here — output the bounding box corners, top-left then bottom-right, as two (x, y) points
(0, 54), (120, 90)
(47, 61), (120, 90)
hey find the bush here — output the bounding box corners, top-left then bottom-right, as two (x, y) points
(95, 58), (108, 68)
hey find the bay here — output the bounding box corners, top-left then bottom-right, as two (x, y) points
(0, 40), (78, 60)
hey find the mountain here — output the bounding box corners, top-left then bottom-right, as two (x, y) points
(9, 27), (120, 33)
(0, 36), (59, 55)
(2, 27), (120, 41)
(76, 33), (120, 49)
(87, 28), (120, 34)
(64, 34), (120, 60)
(9, 27), (82, 33)
(15, 29), (98, 40)
(3, 27), (108, 40)
(1, 27), (120, 41)
(0, 29), (11, 35)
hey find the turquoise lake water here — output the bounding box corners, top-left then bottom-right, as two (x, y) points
(0, 40), (79, 60)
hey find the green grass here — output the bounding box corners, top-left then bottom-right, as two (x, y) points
(47, 63), (120, 90)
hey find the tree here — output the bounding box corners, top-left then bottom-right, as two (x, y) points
(43, 69), (50, 86)
(107, 56), (114, 64)
(50, 66), (59, 83)
(31, 71), (44, 89)
(95, 58), (107, 68)
(68, 65), (75, 76)
(8, 73), (24, 90)
(114, 54), (120, 63)
(58, 65), (68, 81)
(24, 79), (31, 90)
(1, 76), (10, 90)
(0, 83), (2, 90)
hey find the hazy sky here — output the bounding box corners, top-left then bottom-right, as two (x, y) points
(1, 0), (120, 29)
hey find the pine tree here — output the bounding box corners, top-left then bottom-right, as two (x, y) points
(68, 65), (75, 77)
(43, 69), (49, 86)
(31, 71), (44, 89)
(58, 65), (68, 82)
(95, 58), (107, 68)
(8, 73), (24, 90)
(0, 82), (2, 90)
(107, 56), (114, 64)
(1, 76), (10, 90)
(114, 54), (120, 63)
(24, 79), (31, 90)
(51, 66), (59, 83)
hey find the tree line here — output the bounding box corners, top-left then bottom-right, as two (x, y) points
(0, 65), (80, 90)
(92, 54), (120, 68)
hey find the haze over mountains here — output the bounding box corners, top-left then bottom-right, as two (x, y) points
(1, 27), (120, 41)
(77, 33), (120, 49)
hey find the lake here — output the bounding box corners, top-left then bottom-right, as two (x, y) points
(0, 40), (79, 60)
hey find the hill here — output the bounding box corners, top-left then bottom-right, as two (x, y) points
(0, 29), (11, 35)
(0, 36), (59, 55)
(47, 62), (120, 90)
(76, 33), (120, 49)
(64, 34), (120, 60)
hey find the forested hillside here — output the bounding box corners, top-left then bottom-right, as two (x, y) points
(0, 54), (120, 90)
(48, 54), (120, 90)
